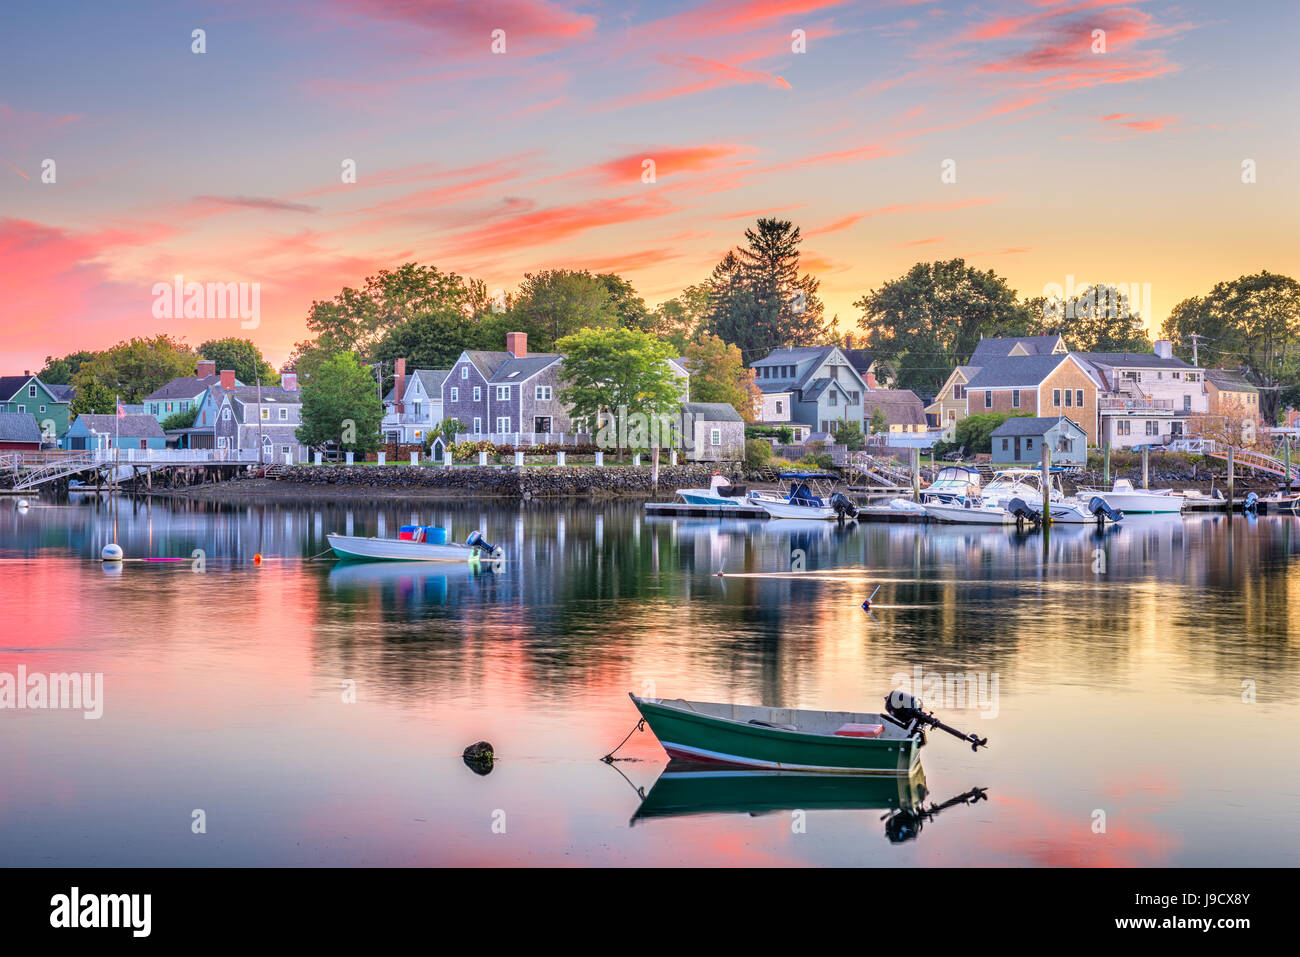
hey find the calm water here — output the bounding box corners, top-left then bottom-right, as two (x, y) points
(2, 494), (1298, 866)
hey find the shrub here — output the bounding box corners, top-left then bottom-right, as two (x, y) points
(745, 438), (773, 470)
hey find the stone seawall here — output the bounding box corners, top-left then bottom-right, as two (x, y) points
(266, 464), (735, 499)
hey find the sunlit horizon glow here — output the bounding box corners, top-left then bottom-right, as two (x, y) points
(1, 0), (1297, 372)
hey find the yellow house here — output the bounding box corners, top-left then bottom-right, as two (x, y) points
(926, 365), (978, 440)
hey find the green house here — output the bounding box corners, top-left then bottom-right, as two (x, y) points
(0, 375), (71, 447)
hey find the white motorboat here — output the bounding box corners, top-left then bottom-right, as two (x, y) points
(748, 472), (858, 521)
(921, 465), (983, 503)
(668, 474), (766, 515)
(923, 468), (1122, 525)
(1076, 478), (1184, 514)
(327, 527), (502, 563)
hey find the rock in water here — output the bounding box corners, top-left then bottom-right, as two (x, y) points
(463, 741), (494, 775)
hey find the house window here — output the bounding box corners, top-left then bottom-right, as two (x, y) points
(1075, 389), (1083, 406)
(1012, 389), (1020, 408)
(278, 407), (287, 421)
(829, 391), (837, 406)
(710, 428), (721, 446)
(984, 392), (991, 409)
(450, 387), (459, 402)
(1064, 390), (1073, 408)
(496, 416), (510, 433)
(28, 385), (37, 398)
(1001, 438), (1008, 451)
(151, 404), (159, 415)
(261, 407), (270, 420)
(166, 402), (174, 412)
(775, 400), (783, 415)
(1025, 438), (1033, 449)
(535, 385), (552, 401)
(39, 405), (46, 413)
(473, 417), (482, 434)
(461, 366), (468, 379)
(222, 407), (231, 421)
(1053, 389), (1061, 407)
(496, 386), (510, 401)
(947, 409), (955, 421)
(473, 386), (481, 402)
(1117, 420), (1130, 436)
(1183, 394), (1191, 411)
(413, 402), (421, 417)
(1146, 421), (1159, 436)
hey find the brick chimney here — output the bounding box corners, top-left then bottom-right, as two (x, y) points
(394, 358), (406, 414)
(196, 360), (216, 378)
(220, 369), (236, 391)
(865, 372), (878, 390)
(844, 334), (854, 350)
(280, 372), (298, 392)
(506, 332), (527, 358)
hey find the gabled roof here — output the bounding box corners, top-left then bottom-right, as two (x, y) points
(682, 401), (744, 422)
(0, 411), (43, 443)
(1204, 369), (1258, 392)
(969, 335), (1067, 364)
(463, 350), (513, 379)
(1080, 352), (1192, 371)
(751, 346), (836, 367)
(865, 389), (927, 426)
(843, 348), (874, 376)
(145, 373), (227, 401)
(990, 415), (1086, 437)
(413, 369), (449, 393)
(46, 383), (74, 402)
(965, 353), (1101, 390)
(490, 354), (562, 383)
(72, 414), (167, 438)
(802, 377), (852, 402)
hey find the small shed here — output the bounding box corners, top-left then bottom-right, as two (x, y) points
(66, 414), (168, 451)
(990, 416), (1087, 466)
(681, 402), (745, 462)
(0, 412), (44, 450)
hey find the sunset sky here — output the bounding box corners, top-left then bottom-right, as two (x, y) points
(2, 0), (1297, 372)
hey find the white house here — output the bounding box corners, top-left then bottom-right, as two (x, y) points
(382, 359), (448, 445)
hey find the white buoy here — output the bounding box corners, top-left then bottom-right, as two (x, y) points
(17, 499), (29, 509)
(101, 543), (124, 562)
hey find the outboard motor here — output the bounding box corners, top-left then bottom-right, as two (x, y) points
(830, 492), (858, 520)
(465, 530), (502, 556)
(1006, 497), (1041, 524)
(884, 690), (988, 752)
(1087, 495), (1124, 524)
(1244, 491), (1258, 513)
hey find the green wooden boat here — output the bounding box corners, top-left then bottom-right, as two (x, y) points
(629, 694), (925, 774)
(632, 762), (929, 823)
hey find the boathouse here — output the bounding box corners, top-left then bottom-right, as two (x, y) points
(990, 416), (1087, 466)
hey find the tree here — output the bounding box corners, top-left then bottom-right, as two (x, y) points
(1191, 395), (1259, 450)
(940, 411), (1031, 456)
(1040, 284), (1152, 352)
(160, 407), (198, 430)
(854, 260), (1035, 397)
(596, 273), (651, 331)
(684, 333), (759, 420)
(70, 335), (197, 404)
(1162, 271), (1300, 422)
(297, 352), (383, 454)
(509, 270), (621, 352)
(371, 281), (501, 377)
(196, 337), (279, 385)
(69, 380), (116, 416)
(557, 327), (684, 460)
(868, 407), (888, 435)
(39, 350), (99, 385)
(705, 219), (827, 360)
(833, 418), (865, 451)
(649, 282), (712, 349)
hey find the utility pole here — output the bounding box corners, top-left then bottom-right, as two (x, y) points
(1186, 333), (1207, 367)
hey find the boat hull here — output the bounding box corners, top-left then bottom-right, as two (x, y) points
(922, 502), (1014, 524)
(327, 532), (485, 563)
(750, 496), (837, 520)
(675, 489), (766, 514)
(631, 695), (922, 774)
(1094, 492), (1183, 514)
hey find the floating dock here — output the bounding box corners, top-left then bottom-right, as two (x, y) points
(643, 502), (767, 518)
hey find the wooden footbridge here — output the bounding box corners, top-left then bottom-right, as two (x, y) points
(0, 449), (262, 492)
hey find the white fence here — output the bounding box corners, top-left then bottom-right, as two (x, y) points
(454, 432), (592, 446)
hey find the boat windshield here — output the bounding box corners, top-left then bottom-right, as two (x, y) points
(984, 470), (1042, 494)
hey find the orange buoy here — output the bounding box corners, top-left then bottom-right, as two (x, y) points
(253, 553), (263, 565)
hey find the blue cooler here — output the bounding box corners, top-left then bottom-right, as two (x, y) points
(424, 526), (448, 544)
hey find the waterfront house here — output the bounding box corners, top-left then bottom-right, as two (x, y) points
(213, 378), (308, 463)
(926, 366), (979, 440)
(143, 361), (236, 423)
(381, 359), (448, 445)
(442, 332), (690, 445)
(1080, 343), (1207, 449)
(963, 352), (1103, 445)
(66, 414), (167, 451)
(865, 389), (928, 435)
(680, 402), (745, 463)
(990, 416), (1087, 466)
(749, 345), (868, 438)
(0, 373), (71, 446)
(0, 411), (44, 450)
(1203, 369), (1260, 443)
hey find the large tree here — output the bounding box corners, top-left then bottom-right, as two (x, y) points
(297, 351), (383, 454)
(557, 327), (684, 459)
(508, 269), (622, 352)
(196, 337), (280, 385)
(683, 333), (759, 421)
(1162, 271), (1300, 422)
(69, 380), (116, 416)
(854, 260), (1034, 397)
(39, 350), (99, 385)
(650, 281), (712, 351)
(596, 273), (651, 332)
(1038, 284), (1152, 352)
(70, 334), (197, 404)
(705, 219), (827, 360)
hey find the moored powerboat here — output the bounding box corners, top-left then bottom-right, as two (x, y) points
(669, 473), (766, 515)
(1077, 478), (1184, 514)
(749, 472), (858, 520)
